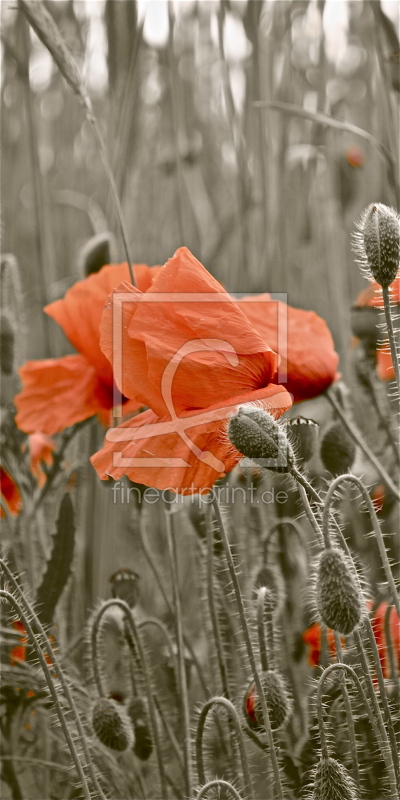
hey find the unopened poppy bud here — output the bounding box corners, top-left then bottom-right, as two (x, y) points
(92, 697), (134, 751)
(316, 548), (362, 635)
(127, 697), (153, 761)
(81, 232), (114, 276)
(356, 203), (400, 288)
(0, 315), (15, 375)
(320, 422), (355, 476)
(287, 416), (319, 463)
(228, 406), (295, 472)
(243, 670), (292, 732)
(311, 756), (359, 800)
(253, 565), (285, 616)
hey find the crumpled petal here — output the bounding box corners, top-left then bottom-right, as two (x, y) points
(27, 432), (56, 488)
(99, 248), (279, 415)
(238, 294), (339, 401)
(91, 383), (292, 493)
(15, 355), (113, 435)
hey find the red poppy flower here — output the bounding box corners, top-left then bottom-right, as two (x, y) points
(10, 620), (28, 665)
(22, 432), (56, 488)
(0, 466), (22, 518)
(14, 264), (160, 436)
(371, 602), (400, 679)
(353, 271), (400, 382)
(302, 623), (343, 667)
(91, 248), (333, 493)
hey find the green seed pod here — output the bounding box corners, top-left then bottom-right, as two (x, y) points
(92, 697), (134, 752)
(311, 756), (359, 800)
(287, 417), (319, 463)
(253, 565), (285, 616)
(316, 548), (362, 635)
(243, 670), (292, 732)
(320, 422), (355, 476)
(81, 232), (114, 276)
(0, 315), (15, 375)
(228, 406), (295, 472)
(127, 697), (153, 761)
(357, 203), (400, 288)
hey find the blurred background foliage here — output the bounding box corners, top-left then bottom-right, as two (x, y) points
(1, 0), (399, 372)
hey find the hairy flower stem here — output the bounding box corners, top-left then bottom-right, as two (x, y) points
(0, 590), (92, 800)
(382, 284), (400, 401)
(297, 484), (324, 545)
(323, 475), (400, 617)
(317, 662), (389, 782)
(138, 517), (209, 698)
(385, 604), (400, 694)
(206, 512), (231, 698)
(257, 588), (273, 672)
(91, 599), (168, 798)
(196, 697), (254, 798)
(352, 628), (399, 798)
(196, 780), (243, 800)
(263, 517), (306, 561)
(212, 499), (284, 800)
(167, 3), (185, 244)
(326, 389), (400, 501)
(334, 634), (360, 785)
(363, 617), (400, 790)
(0, 560), (105, 799)
(165, 506), (193, 799)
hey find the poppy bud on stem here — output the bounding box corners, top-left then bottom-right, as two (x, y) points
(195, 696), (253, 796)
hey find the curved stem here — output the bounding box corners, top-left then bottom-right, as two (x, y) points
(382, 285), (400, 401)
(334, 634), (360, 785)
(297, 484), (324, 546)
(326, 389), (400, 501)
(89, 598), (168, 799)
(212, 499), (284, 800)
(263, 517), (306, 562)
(353, 628), (398, 798)
(165, 506), (193, 799)
(0, 560), (105, 800)
(323, 475), (400, 617)
(196, 779), (243, 800)
(137, 617), (176, 660)
(206, 510), (231, 698)
(0, 590), (91, 800)
(196, 697), (253, 798)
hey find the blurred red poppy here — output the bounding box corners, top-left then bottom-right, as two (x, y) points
(15, 264), (160, 436)
(91, 247), (337, 493)
(10, 620), (28, 665)
(353, 271), (400, 382)
(0, 465), (22, 518)
(23, 432), (56, 488)
(371, 602), (400, 679)
(302, 622), (343, 666)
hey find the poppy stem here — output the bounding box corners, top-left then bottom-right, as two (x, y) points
(206, 508), (232, 699)
(382, 284), (400, 398)
(0, 589), (92, 800)
(195, 779), (243, 800)
(195, 697), (254, 798)
(333, 633), (360, 786)
(212, 498), (285, 800)
(326, 389), (400, 502)
(164, 504), (193, 799)
(384, 604), (400, 695)
(256, 587), (271, 672)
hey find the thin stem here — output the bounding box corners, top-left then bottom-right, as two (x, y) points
(382, 284), (400, 400)
(154, 696), (185, 772)
(334, 634), (360, 785)
(256, 588), (271, 672)
(323, 475), (400, 617)
(206, 509), (231, 698)
(196, 780), (243, 800)
(263, 517), (306, 562)
(212, 499), (284, 800)
(167, 3), (185, 244)
(326, 389), (400, 501)
(165, 506), (193, 799)
(91, 599), (168, 799)
(384, 604), (400, 695)
(353, 628), (399, 798)
(195, 697), (253, 798)
(0, 590), (91, 800)
(0, 561), (105, 800)
(297, 484), (324, 545)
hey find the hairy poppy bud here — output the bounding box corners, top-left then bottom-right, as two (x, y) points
(320, 422), (355, 476)
(81, 232), (114, 276)
(127, 697), (153, 761)
(316, 548), (362, 635)
(0, 315), (15, 375)
(355, 203), (400, 288)
(228, 406), (295, 472)
(287, 417), (319, 463)
(243, 670), (292, 732)
(92, 697), (134, 751)
(310, 756), (359, 800)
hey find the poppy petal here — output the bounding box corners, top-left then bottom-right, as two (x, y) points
(0, 466), (22, 518)
(91, 384), (292, 493)
(238, 294), (339, 401)
(376, 344), (395, 382)
(15, 355), (113, 435)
